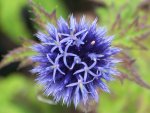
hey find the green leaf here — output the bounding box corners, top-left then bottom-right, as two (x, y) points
(0, 0), (68, 44)
(33, 0), (68, 18)
(0, 0), (31, 44)
(0, 73), (76, 113)
(29, 0), (68, 32)
(98, 80), (150, 113)
(0, 73), (35, 113)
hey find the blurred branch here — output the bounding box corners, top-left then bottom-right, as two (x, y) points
(118, 52), (150, 89)
(0, 39), (36, 69)
(29, 0), (57, 30)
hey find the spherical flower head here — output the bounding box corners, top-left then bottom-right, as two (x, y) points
(31, 15), (121, 107)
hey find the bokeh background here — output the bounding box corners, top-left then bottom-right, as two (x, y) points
(0, 0), (150, 113)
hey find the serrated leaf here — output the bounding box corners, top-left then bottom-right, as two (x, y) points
(96, 0), (150, 90)
(0, 40), (37, 69)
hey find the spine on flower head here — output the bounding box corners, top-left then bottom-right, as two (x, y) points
(31, 15), (121, 107)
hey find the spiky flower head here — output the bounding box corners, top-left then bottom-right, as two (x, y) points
(31, 15), (120, 107)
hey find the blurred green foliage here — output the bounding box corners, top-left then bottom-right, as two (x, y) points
(97, 0), (147, 45)
(96, 1), (150, 112)
(0, 74), (73, 113)
(97, 0), (150, 85)
(33, 0), (68, 18)
(0, 0), (68, 44)
(0, 0), (150, 113)
(0, 0), (30, 43)
(99, 80), (150, 113)
(0, 74), (149, 113)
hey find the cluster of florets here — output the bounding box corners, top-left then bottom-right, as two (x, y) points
(31, 15), (120, 107)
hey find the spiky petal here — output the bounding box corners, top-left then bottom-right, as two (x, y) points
(31, 15), (121, 107)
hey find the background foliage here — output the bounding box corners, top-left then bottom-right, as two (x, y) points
(0, 0), (150, 113)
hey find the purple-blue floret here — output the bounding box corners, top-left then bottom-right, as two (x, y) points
(31, 15), (120, 107)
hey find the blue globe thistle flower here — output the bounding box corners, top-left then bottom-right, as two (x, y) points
(31, 15), (120, 107)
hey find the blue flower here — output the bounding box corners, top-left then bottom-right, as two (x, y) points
(31, 15), (121, 107)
